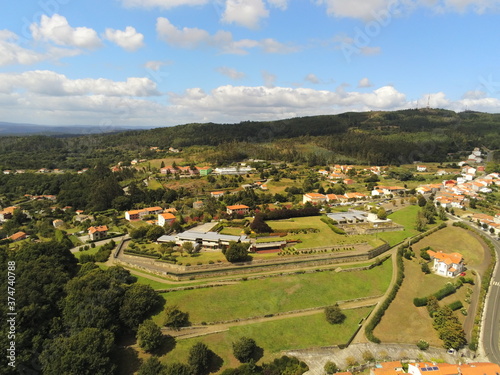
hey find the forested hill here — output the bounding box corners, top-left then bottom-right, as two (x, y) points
(0, 108), (499, 169)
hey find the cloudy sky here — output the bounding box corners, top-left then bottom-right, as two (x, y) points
(1, 0), (500, 127)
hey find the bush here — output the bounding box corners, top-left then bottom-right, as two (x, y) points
(417, 339), (429, 350)
(324, 304), (346, 324)
(324, 361), (338, 374)
(414, 297), (428, 307)
(448, 301), (463, 311)
(232, 337), (258, 363)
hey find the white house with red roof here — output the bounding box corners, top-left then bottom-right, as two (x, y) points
(302, 193), (327, 204)
(158, 213), (176, 226)
(226, 204), (250, 215)
(88, 225), (108, 241)
(427, 250), (464, 277)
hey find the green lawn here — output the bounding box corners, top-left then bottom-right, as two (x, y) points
(159, 306), (373, 370)
(377, 205), (420, 246)
(154, 259), (392, 324)
(73, 246), (100, 259)
(264, 216), (380, 249)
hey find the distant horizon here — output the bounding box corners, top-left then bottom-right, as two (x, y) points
(1, 1), (500, 127)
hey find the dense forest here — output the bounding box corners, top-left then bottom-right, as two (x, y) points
(0, 109), (499, 169)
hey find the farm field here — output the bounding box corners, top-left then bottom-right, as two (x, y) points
(154, 259), (392, 324)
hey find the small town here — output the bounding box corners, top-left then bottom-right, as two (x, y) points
(1, 134), (500, 374)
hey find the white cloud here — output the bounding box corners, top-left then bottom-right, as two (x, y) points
(0, 70), (160, 97)
(305, 73), (321, 84)
(118, 0), (208, 9)
(316, 0), (500, 20)
(156, 17), (297, 54)
(30, 14), (102, 49)
(267, 0), (289, 9)
(216, 66), (246, 80)
(0, 29), (83, 67)
(462, 89), (486, 99)
(168, 84), (409, 124)
(222, 0), (270, 28)
(103, 26), (144, 51)
(262, 71), (277, 87)
(358, 77), (373, 87)
(144, 60), (171, 71)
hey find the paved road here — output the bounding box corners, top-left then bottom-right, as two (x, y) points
(481, 235), (500, 364)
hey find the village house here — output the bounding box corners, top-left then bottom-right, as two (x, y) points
(211, 191), (225, 199)
(125, 206), (163, 221)
(416, 165), (427, 172)
(226, 204), (250, 215)
(8, 231), (27, 242)
(193, 200), (204, 209)
(427, 250), (464, 277)
(88, 225), (108, 241)
(302, 193), (327, 204)
(370, 361), (404, 375)
(52, 219), (64, 228)
(158, 213), (176, 226)
(198, 166), (213, 176)
(0, 206), (17, 222)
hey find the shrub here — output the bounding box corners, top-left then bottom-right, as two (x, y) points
(417, 339), (429, 350)
(324, 304), (346, 325)
(448, 301), (463, 311)
(414, 297), (428, 307)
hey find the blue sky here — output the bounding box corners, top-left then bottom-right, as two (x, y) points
(1, 0), (499, 127)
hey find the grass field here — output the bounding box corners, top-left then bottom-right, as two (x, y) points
(154, 259), (392, 324)
(155, 306), (373, 370)
(73, 245), (101, 259)
(411, 226), (485, 267)
(264, 216), (382, 249)
(373, 225), (484, 345)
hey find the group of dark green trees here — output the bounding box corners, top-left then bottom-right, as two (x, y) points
(0, 241), (162, 375)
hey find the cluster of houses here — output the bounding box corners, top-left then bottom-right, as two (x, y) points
(416, 172), (500, 211)
(369, 361), (500, 375)
(302, 192), (369, 205)
(469, 213), (500, 236)
(159, 165), (254, 177)
(318, 165), (386, 181)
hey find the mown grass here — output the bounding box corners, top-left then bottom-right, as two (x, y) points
(157, 306), (373, 370)
(154, 259), (392, 324)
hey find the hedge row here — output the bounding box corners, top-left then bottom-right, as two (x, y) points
(320, 217), (346, 235)
(413, 283), (458, 307)
(448, 300), (463, 311)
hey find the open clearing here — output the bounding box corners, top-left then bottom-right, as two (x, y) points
(155, 306), (373, 371)
(154, 259), (392, 324)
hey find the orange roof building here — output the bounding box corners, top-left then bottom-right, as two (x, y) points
(227, 204), (250, 215)
(427, 250), (464, 277)
(8, 231), (27, 242)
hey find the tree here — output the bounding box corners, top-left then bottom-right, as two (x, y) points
(377, 207), (387, 220)
(224, 241), (249, 263)
(137, 320), (164, 352)
(417, 195), (427, 207)
(164, 305), (190, 330)
(324, 361), (338, 374)
(139, 356), (166, 375)
(250, 214), (272, 234)
(40, 328), (115, 375)
(147, 225), (165, 241)
(188, 342), (212, 375)
(415, 211), (428, 232)
(164, 362), (192, 375)
(324, 304), (346, 324)
(182, 241), (194, 254)
(232, 337), (258, 363)
(119, 283), (163, 330)
(421, 262), (431, 274)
